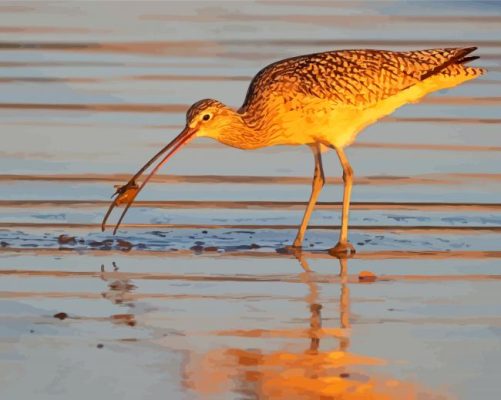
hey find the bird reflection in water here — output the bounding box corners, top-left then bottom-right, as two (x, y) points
(100, 262), (137, 327)
(100, 261), (136, 305)
(184, 252), (446, 399)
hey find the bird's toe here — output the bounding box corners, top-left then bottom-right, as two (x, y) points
(328, 241), (356, 258)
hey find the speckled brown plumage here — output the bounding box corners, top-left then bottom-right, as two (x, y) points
(240, 47), (481, 114)
(216, 46), (485, 148)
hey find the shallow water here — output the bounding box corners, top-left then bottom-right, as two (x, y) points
(1, 1), (501, 399)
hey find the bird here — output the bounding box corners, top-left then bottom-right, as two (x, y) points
(101, 46), (485, 255)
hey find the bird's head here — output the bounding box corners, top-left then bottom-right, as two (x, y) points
(101, 98), (238, 233)
(185, 98), (235, 140)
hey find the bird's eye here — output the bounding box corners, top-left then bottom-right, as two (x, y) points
(202, 114), (211, 121)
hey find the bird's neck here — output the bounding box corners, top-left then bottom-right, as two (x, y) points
(216, 109), (273, 150)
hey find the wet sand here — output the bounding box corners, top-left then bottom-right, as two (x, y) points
(1, 1), (500, 399)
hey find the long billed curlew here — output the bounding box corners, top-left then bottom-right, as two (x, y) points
(102, 47), (485, 255)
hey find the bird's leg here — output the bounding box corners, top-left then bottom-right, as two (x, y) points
(329, 148), (356, 256)
(291, 144), (325, 248)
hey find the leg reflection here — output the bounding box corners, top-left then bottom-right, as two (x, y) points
(294, 251), (351, 354)
(338, 257), (351, 352)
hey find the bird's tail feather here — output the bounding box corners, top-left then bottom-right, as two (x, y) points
(455, 51), (485, 77)
(458, 55), (480, 64)
(420, 47), (485, 80)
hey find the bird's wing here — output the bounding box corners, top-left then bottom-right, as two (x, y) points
(239, 47), (478, 112)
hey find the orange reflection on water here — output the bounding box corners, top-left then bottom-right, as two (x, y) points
(184, 255), (449, 400)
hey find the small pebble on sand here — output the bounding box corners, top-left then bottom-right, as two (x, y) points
(116, 239), (133, 250)
(53, 312), (68, 320)
(57, 234), (76, 245)
(204, 246), (219, 252)
(358, 271), (377, 283)
(111, 314), (136, 327)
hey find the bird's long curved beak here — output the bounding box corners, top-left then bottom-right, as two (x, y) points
(101, 126), (197, 234)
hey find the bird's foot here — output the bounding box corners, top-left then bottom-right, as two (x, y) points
(276, 244), (303, 256)
(328, 241), (356, 259)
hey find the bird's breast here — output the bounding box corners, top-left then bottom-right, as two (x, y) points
(260, 99), (348, 146)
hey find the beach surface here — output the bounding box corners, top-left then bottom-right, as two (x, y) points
(1, 1), (500, 399)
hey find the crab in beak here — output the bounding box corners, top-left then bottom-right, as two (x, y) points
(101, 126), (197, 234)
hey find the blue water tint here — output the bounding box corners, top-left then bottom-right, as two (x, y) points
(0, 227), (499, 252)
(2, 206), (501, 228)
